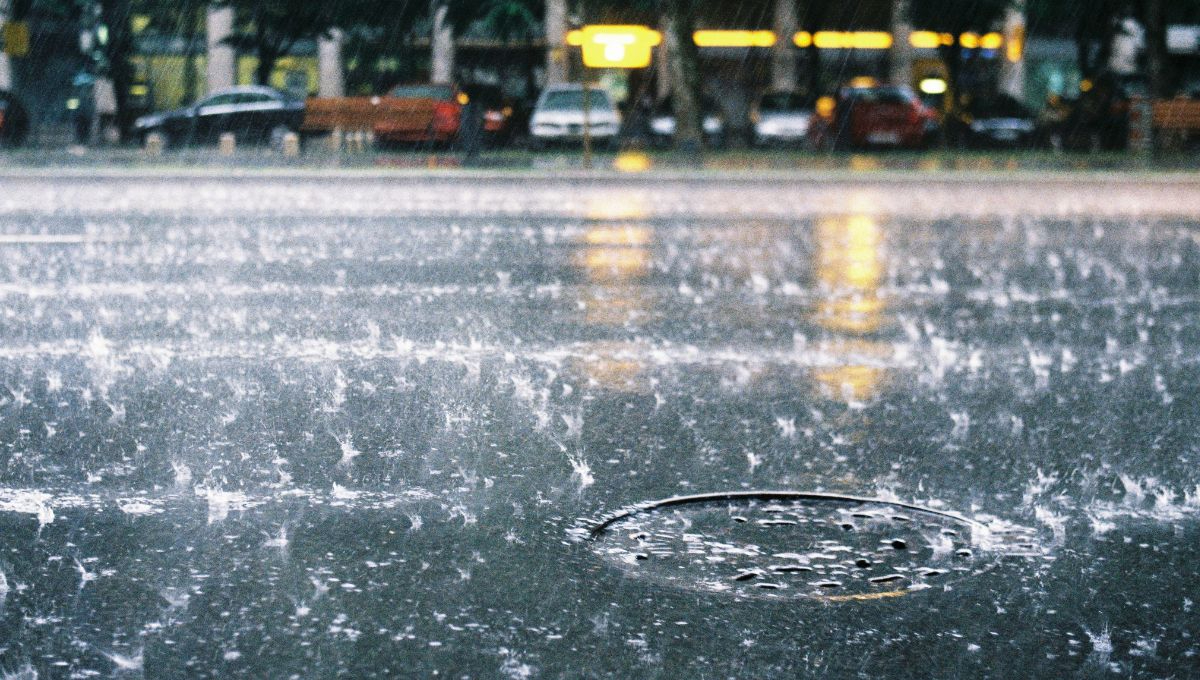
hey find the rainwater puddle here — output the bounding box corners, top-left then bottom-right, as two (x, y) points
(580, 492), (1046, 601)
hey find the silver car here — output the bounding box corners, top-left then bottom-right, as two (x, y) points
(752, 92), (815, 147)
(528, 85), (622, 149)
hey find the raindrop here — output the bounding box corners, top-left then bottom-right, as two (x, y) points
(890, 539), (908, 550)
(855, 558), (873, 568)
(869, 574), (905, 584)
(770, 564), (813, 574)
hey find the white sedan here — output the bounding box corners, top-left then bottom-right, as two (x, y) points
(529, 85), (622, 148)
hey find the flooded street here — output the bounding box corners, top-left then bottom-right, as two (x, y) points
(0, 170), (1197, 677)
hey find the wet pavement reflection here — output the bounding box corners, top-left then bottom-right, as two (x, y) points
(0, 172), (1197, 677)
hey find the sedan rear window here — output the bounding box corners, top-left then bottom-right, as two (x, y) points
(389, 84), (455, 101)
(540, 90), (613, 112)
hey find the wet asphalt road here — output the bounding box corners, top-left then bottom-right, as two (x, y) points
(0, 170), (1198, 678)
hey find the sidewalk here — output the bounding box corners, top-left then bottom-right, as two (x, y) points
(2, 145), (1199, 179)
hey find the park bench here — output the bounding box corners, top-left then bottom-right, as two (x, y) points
(1152, 99), (1200, 149)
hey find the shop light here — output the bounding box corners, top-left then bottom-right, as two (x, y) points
(960, 32), (980, 49)
(694, 30), (776, 48)
(919, 78), (947, 95)
(980, 32), (1004, 50)
(909, 31), (942, 49)
(811, 31), (893, 50)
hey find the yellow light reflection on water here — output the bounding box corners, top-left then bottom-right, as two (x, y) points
(816, 214), (883, 294)
(811, 213), (892, 404)
(585, 194), (650, 222)
(578, 247), (651, 281)
(811, 345), (888, 405)
(576, 222), (655, 327)
(613, 151), (653, 173)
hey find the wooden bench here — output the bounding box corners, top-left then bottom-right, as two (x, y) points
(302, 97), (385, 133)
(1152, 99), (1200, 149)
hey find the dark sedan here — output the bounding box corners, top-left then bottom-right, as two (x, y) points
(133, 86), (304, 146)
(0, 90), (30, 147)
(952, 94), (1039, 149)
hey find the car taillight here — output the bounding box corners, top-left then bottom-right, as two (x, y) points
(433, 102), (460, 130)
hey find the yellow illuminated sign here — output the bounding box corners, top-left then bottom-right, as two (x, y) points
(796, 31), (893, 50)
(567, 25), (662, 69)
(694, 30), (776, 48)
(2, 21), (30, 57)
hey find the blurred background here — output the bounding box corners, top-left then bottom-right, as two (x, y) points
(1, 0), (1199, 153)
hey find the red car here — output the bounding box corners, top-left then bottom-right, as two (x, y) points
(371, 83), (464, 145)
(810, 83), (939, 150)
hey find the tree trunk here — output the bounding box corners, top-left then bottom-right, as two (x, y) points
(181, 3), (202, 104)
(544, 0), (569, 85)
(772, 0), (798, 92)
(99, 0), (135, 142)
(939, 42), (964, 146)
(889, 0), (913, 88)
(664, 0), (702, 152)
(256, 46), (277, 86)
(1142, 0), (1167, 98)
(431, 0), (456, 83)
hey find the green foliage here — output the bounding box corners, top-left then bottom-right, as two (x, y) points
(908, 0), (1011, 34)
(445, 0), (543, 40)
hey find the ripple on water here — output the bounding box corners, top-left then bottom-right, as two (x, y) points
(579, 492), (1047, 601)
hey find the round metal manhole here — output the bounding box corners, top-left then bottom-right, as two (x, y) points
(578, 492), (1042, 601)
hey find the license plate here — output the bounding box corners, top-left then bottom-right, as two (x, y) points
(867, 131), (900, 144)
(994, 130), (1019, 141)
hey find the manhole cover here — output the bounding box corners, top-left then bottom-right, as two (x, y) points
(579, 491), (1039, 601)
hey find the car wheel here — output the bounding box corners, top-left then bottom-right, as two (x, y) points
(270, 125), (295, 150)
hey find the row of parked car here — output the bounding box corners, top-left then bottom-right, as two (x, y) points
(0, 79), (1098, 152)
(531, 81), (1043, 151)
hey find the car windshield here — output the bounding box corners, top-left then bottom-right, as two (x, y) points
(759, 93), (813, 111)
(969, 96), (1031, 118)
(654, 96), (720, 116)
(540, 90), (612, 111)
(850, 86), (916, 104)
(389, 84), (455, 100)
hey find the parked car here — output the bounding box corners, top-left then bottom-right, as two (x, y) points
(372, 83), (463, 145)
(461, 84), (525, 147)
(950, 94), (1039, 149)
(649, 95), (726, 148)
(1051, 72), (1147, 152)
(751, 92), (815, 147)
(810, 82), (939, 150)
(0, 90), (30, 147)
(134, 85), (304, 146)
(528, 84), (621, 149)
